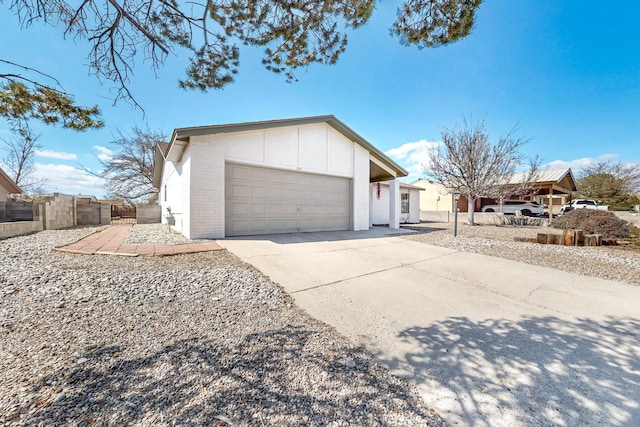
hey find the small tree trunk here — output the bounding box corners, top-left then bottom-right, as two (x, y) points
(467, 196), (476, 225)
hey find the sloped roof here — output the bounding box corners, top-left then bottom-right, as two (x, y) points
(153, 116), (407, 188)
(508, 168), (577, 191)
(157, 142), (170, 156)
(0, 167), (22, 195)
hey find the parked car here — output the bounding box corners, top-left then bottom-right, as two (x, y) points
(560, 202), (572, 214)
(480, 200), (544, 216)
(560, 199), (609, 214)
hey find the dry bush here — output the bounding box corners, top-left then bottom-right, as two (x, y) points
(552, 209), (630, 238)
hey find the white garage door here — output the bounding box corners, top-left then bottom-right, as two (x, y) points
(225, 164), (351, 236)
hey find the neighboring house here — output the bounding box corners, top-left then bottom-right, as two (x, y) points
(153, 116), (408, 239)
(411, 178), (453, 212)
(0, 167), (22, 202)
(410, 168), (578, 219)
(370, 181), (422, 225)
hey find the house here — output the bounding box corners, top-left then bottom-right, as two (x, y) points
(152, 116), (409, 239)
(411, 179), (453, 212)
(0, 167), (22, 202)
(411, 168), (578, 219)
(370, 181), (422, 225)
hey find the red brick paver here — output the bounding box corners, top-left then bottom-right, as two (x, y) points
(55, 225), (223, 257)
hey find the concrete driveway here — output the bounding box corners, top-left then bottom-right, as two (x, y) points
(220, 229), (640, 427)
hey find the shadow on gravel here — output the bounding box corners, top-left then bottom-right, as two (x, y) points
(23, 325), (437, 426)
(381, 316), (640, 427)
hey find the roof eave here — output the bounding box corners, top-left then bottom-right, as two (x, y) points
(161, 115), (407, 178)
(0, 167), (22, 194)
(152, 143), (166, 188)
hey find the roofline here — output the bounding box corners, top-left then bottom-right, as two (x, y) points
(378, 180), (425, 190)
(0, 167), (22, 194)
(531, 168), (578, 191)
(152, 143), (166, 188)
(163, 115), (408, 177)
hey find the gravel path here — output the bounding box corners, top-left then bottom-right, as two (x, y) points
(402, 222), (640, 285)
(1, 226), (444, 426)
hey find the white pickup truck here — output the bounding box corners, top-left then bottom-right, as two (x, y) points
(560, 199), (609, 214)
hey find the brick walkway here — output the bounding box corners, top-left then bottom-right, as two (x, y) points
(54, 224), (223, 257)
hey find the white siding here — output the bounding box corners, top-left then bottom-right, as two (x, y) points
(409, 188), (421, 223)
(369, 183), (421, 225)
(189, 135), (226, 239)
(352, 144), (370, 231)
(370, 183), (390, 225)
(160, 145), (191, 236)
(327, 126), (354, 175)
(222, 123), (354, 177)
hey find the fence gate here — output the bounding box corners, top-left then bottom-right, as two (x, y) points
(111, 205), (136, 224)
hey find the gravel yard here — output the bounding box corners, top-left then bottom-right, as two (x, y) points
(402, 222), (640, 285)
(4, 221), (638, 426)
(1, 226), (444, 426)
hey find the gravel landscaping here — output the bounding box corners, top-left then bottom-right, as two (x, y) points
(0, 226), (444, 426)
(402, 222), (640, 285)
(4, 221), (639, 426)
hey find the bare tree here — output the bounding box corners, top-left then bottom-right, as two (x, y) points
(4, 0), (482, 108)
(100, 128), (166, 205)
(0, 128), (47, 194)
(424, 120), (535, 225)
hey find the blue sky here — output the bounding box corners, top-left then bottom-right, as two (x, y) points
(1, 0), (639, 197)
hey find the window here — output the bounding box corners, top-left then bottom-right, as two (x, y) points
(401, 193), (410, 214)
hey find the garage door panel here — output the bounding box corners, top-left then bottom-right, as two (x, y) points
(268, 204), (283, 215)
(250, 203), (268, 215)
(229, 165), (251, 180)
(268, 186), (285, 199)
(250, 185), (268, 199)
(251, 169), (268, 181)
(228, 219), (251, 234)
(230, 202), (250, 215)
(226, 164), (350, 236)
(333, 205), (349, 216)
(230, 183), (251, 198)
(268, 170), (285, 184)
(283, 202), (298, 215)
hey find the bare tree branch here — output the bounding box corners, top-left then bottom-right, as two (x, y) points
(99, 127), (165, 204)
(0, 127), (48, 194)
(0, 59), (65, 90)
(424, 119), (536, 225)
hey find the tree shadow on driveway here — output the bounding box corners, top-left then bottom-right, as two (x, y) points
(383, 316), (640, 427)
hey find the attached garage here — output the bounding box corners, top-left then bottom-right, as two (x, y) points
(153, 116), (408, 239)
(225, 164), (350, 236)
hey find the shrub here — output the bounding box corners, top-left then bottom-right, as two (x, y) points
(552, 209), (630, 238)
